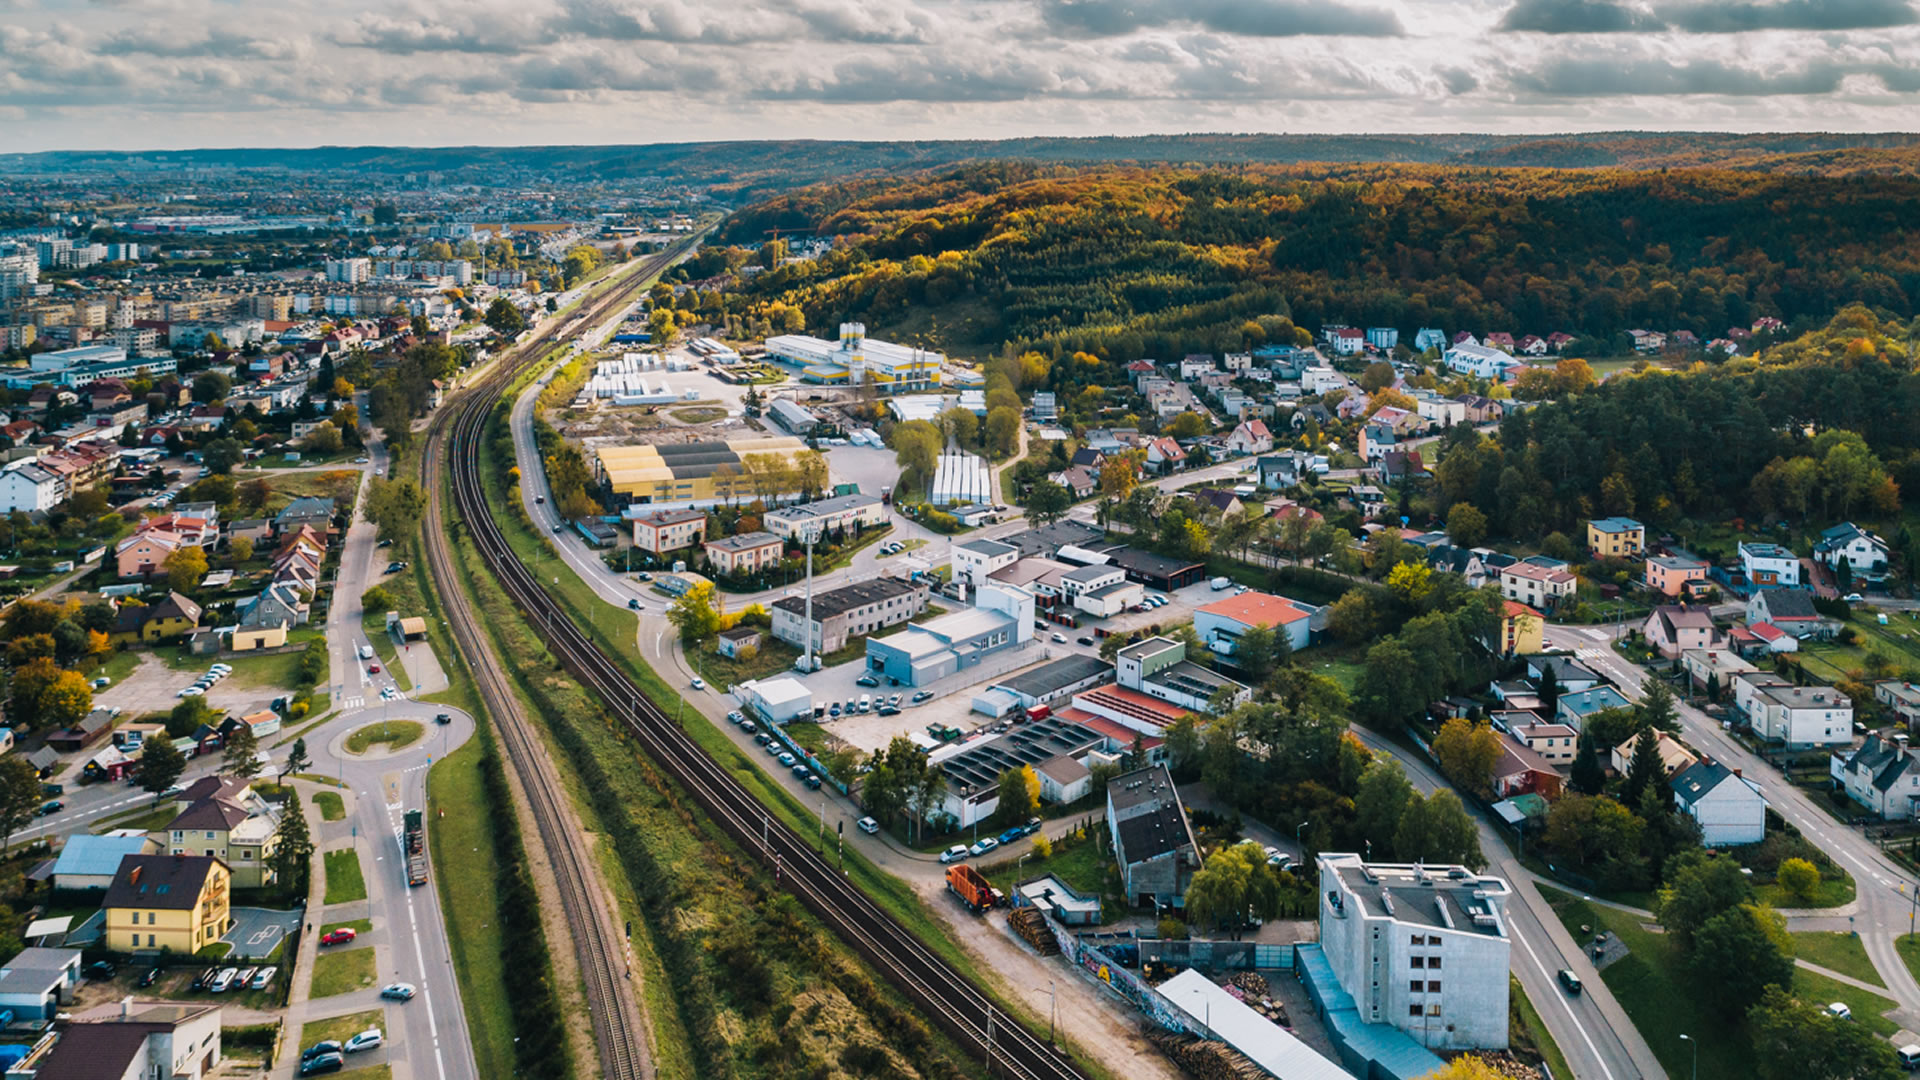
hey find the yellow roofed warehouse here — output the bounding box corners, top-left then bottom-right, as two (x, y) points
(591, 436), (817, 507)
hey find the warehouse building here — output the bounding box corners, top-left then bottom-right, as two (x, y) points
(931, 449), (993, 507)
(931, 716), (1108, 826)
(771, 577), (929, 655)
(987, 654), (1115, 708)
(865, 583), (1036, 687)
(592, 436), (813, 507)
(765, 322), (942, 391)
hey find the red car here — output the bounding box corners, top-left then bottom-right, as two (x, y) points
(320, 929), (356, 946)
(367, 664), (380, 675)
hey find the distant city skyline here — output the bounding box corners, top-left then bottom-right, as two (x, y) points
(3, 0), (1918, 151)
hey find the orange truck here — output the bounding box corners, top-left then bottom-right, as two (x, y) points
(946, 864), (1004, 913)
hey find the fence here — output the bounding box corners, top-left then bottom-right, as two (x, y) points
(1036, 908), (1195, 1036)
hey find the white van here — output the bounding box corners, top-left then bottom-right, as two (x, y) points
(1898, 1045), (1920, 1071)
(1209, 576), (1232, 591)
(358, 644), (374, 661)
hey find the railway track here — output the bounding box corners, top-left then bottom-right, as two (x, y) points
(419, 256), (673, 1080)
(427, 247), (1091, 1080)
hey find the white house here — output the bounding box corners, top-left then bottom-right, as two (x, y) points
(1195, 590), (1315, 655)
(1832, 734), (1920, 820)
(1748, 682), (1852, 748)
(0, 948), (81, 1021)
(1325, 327), (1365, 356)
(1813, 523), (1891, 584)
(1414, 394), (1467, 428)
(1738, 541), (1800, 588)
(1670, 760), (1767, 846)
(953, 538), (1019, 589)
(1444, 342), (1524, 379)
(1301, 367), (1347, 394)
(1499, 562), (1577, 612)
(1224, 420), (1273, 457)
(0, 462), (62, 514)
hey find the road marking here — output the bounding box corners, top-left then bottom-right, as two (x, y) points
(1511, 913), (1618, 1080)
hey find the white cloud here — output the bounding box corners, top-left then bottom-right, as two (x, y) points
(0, 0), (1914, 149)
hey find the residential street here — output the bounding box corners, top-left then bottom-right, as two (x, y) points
(1545, 621), (1920, 1033)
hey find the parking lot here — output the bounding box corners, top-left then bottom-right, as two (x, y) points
(226, 906), (302, 959)
(95, 652), (284, 719)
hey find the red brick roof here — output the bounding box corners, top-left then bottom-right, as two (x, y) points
(1197, 591), (1311, 628)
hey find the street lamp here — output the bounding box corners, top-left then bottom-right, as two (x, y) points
(1038, 980), (1056, 1046)
(1679, 1034), (1697, 1080)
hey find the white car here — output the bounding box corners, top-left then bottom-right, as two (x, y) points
(210, 663), (232, 674)
(1051, 633), (1067, 643)
(380, 687), (399, 701)
(178, 687), (204, 698)
(209, 967), (237, 992)
(1843, 592), (1865, 602)
(857, 817), (879, 834)
(344, 1029), (384, 1053)
(691, 677), (706, 691)
(250, 966), (277, 990)
(938, 845), (969, 864)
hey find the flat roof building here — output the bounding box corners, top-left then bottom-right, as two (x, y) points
(766, 323), (941, 392)
(770, 577), (928, 655)
(593, 436), (812, 506)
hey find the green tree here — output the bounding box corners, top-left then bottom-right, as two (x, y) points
(365, 477), (427, 541)
(484, 297), (526, 336)
(282, 737), (313, 783)
(995, 765), (1040, 828)
(1395, 789), (1485, 869)
(1637, 677), (1681, 734)
(271, 789), (315, 895)
(1569, 733), (1606, 795)
(1693, 903), (1794, 1017)
(1445, 502), (1489, 548)
(1542, 794), (1647, 889)
(192, 370), (231, 404)
(1749, 986), (1903, 1080)
(41, 670), (92, 728)
(1354, 760), (1415, 858)
(1022, 478), (1071, 526)
(1234, 624), (1280, 685)
(200, 437), (244, 475)
(229, 535), (255, 563)
(1622, 729), (1668, 809)
(361, 585), (396, 615)
(136, 737), (187, 796)
(1432, 716), (1501, 796)
(222, 724), (261, 780)
(164, 544), (208, 593)
(1183, 842), (1282, 939)
(1355, 639), (1422, 723)
(1163, 412), (1209, 440)
(1358, 361), (1396, 394)
(985, 406), (1021, 458)
(1656, 849), (1754, 952)
(1536, 662), (1560, 715)
(1777, 857), (1821, 904)
(0, 757), (42, 851)
(667, 581), (723, 644)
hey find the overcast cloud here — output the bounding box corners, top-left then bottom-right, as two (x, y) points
(1, 0), (1917, 150)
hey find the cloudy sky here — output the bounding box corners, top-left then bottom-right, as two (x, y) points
(4, 0), (1919, 151)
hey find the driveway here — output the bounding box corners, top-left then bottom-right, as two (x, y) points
(225, 907), (301, 959)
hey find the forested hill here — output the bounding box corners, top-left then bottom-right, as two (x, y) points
(712, 162), (1920, 358)
(11, 131), (1920, 200)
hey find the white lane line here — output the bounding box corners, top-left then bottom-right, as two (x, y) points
(1512, 914), (1618, 1080)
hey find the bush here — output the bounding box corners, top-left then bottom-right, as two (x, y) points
(1777, 857), (1821, 903)
(1157, 917), (1189, 940)
(223, 1022), (280, 1049)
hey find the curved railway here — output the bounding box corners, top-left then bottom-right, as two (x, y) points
(423, 247), (1093, 1080)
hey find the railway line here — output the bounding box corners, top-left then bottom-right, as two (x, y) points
(419, 254), (671, 1080)
(423, 246), (1094, 1079)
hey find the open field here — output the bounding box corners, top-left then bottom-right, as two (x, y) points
(310, 948), (376, 998)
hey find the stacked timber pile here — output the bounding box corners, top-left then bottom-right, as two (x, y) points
(1144, 1028), (1266, 1080)
(1223, 972), (1289, 1027)
(1007, 908), (1060, 956)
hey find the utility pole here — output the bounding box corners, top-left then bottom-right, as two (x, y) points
(801, 525), (820, 672)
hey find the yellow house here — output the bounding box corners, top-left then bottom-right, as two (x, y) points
(1586, 517), (1645, 559)
(230, 624), (288, 651)
(102, 854), (232, 954)
(158, 785), (280, 889)
(1499, 600), (1545, 656)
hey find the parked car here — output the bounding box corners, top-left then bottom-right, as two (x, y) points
(344, 1030), (384, 1054)
(912, 691), (934, 703)
(777, 752), (796, 767)
(235, 967), (257, 988)
(939, 845), (969, 864)
(1051, 633), (1067, 643)
(1828, 1002), (1853, 1021)
(302, 1041), (343, 1063)
(739, 722), (757, 735)
(803, 773), (823, 790)
(1557, 969), (1583, 995)
(191, 967), (216, 990)
(380, 982), (417, 1001)
(791, 763), (809, 779)
(320, 928), (357, 946)
(250, 967), (276, 991)
(1026, 817), (1042, 835)
(998, 827), (1026, 845)
(299, 1052), (344, 1076)
(1844, 592), (1865, 602)
(209, 968), (238, 992)
(83, 961), (116, 980)
(857, 817), (880, 834)
(829, 703), (842, 717)
(855, 674), (880, 688)
(968, 838), (999, 857)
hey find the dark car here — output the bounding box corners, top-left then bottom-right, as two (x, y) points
(302, 1041), (344, 1062)
(855, 674), (880, 688)
(912, 690), (934, 703)
(37, 801), (61, 816)
(435, 713), (452, 725)
(1076, 636), (1094, 646)
(83, 961), (115, 980)
(139, 967), (161, 988)
(999, 827), (1027, 845)
(300, 1052), (345, 1076)
(1558, 969), (1583, 995)
(191, 967), (217, 990)
(377, 538), (393, 548)
(628, 598), (640, 609)
(804, 773), (823, 790)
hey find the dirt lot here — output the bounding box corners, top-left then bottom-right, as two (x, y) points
(96, 652), (287, 719)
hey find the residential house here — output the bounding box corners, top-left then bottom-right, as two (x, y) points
(1746, 621), (1799, 654)
(1556, 686), (1633, 731)
(272, 496), (335, 536)
(0, 947), (81, 1021)
(1546, 332), (1576, 352)
(1324, 327), (1365, 356)
(1375, 450), (1428, 485)
(1224, 420), (1273, 456)
(762, 493), (888, 540)
(1106, 765), (1201, 908)
(1195, 590), (1315, 655)
(1493, 733), (1563, 798)
(1671, 761), (1767, 845)
(1833, 734), (1920, 820)
(1494, 601), (1544, 656)
(629, 507), (708, 555)
(716, 626), (762, 660)
(1445, 342), (1524, 379)
(1647, 551), (1710, 597)
(1413, 328), (1448, 353)
(102, 854), (232, 953)
(1643, 604), (1718, 658)
(1681, 648), (1757, 693)
(158, 783), (280, 888)
(1749, 683), (1852, 748)
(1069, 447), (1106, 471)
(703, 531), (783, 576)
(1610, 731), (1697, 779)
(1184, 488), (1244, 519)
(1049, 465), (1098, 500)
(15, 1000), (223, 1080)
(1145, 437), (1186, 473)
(1516, 335), (1548, 357)
(1586, 517), (1644, 559)
(0, 462), (61, 514)
(128, 591), (203, 644)
(1454, 394), (1499, 423)
(1813, 522), (1891, 584)
(1874, 680), (1920, 728)
(1738, 542), (1800, 588)
(1628, 329), (1666, 352)
(1747, 589), (1828, 639)
(1525, 656), (1603, 693)
(1499, 562), (1576, 612)
(954, 538), (1021, 589)
(1255, 455), (1299, 491)
(1510, 721), (1578, 765)
(1414, 393), (1467, 429)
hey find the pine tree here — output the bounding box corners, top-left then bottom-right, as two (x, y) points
(1570, 733), (1606, 796)
(1537, 662), (1561, 715)
(1705, 672), (1721, 705)
(271, 793), (314, 895)
(1624, 730), (1666, 808)
(1638, 677), (1680, 733)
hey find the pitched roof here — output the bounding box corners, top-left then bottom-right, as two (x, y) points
(165, 795), (249, 833)
(101, 854), (223, 911)
(1671, 760), (1762, 804)
(1502, 600), (1541, 619)
(1755, 589), (1818, 619)
(51, 834), (154, 879)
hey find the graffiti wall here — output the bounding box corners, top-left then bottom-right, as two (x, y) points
(1041, 910), (1194, 1036)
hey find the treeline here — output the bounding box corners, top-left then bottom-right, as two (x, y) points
(1430, 306), (1920, 542)
(713, 161), (1920, 359)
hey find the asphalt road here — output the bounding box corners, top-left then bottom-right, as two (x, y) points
(1546, 621), (1920, 1033)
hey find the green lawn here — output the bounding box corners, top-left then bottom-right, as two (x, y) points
(1798, 606), (1920, 682)
(784, 722), (834, 759)
(321, 918), (372, 937)
(314, 791), (346, 821)
(694, 635), (800, 687)
(337, 1066), (390, 1080)
(89, 805), (177, 834)
(1794, 967), (1899, 1037)
(323, 848), (367, 904)
(156, 643), (308, 690)
(1791, 932), (1884, 986)
(344, 721), (424, 754)
(309, 948), (376, 998)
(978, 832), (1123, 921)
(1755, 873), (1857, 909)
(1895, 934), (1920, 986)
(301, 1008), (384, 1048)
(1510, 976), (1574, 1080)
(426, 736), (520, 1080)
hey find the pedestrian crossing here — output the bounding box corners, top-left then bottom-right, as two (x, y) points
(1575, 648), (1611, 661)
(339, 696), (366, 710)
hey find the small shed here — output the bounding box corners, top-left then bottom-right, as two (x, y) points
(395, 616), (428, 641)
(971, 688), (1022, 719)
(735, 676), (813, 725)
(50, 835), (157, 892)
(717, 626), (762, 659)
(81, 745), (136, 783)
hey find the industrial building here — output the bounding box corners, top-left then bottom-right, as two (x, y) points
(765, 322), (942, 391)
(1316, 853), (1512, 1051)
(1107, 765), (1201, 908)
(1115, 637), (1251, 713)
(771, 577), (929, 655)
(930, 449), (993, 507)
(592, 436), (811, 506)
(865, 583), (1035, 687)
(986, 654), (1115, 708)
(763, 492), (889, 540)
(931, 716), (1108, 827)
(734, 676), (813, 725)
